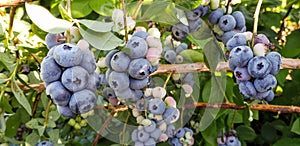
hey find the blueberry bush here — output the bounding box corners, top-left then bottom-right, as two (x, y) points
(0, 0), (300, 146)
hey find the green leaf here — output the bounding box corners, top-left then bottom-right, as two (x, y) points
(280, 29), (300, 58)
(58, 4), (72, 21)
(25, 3), (73, 33)
(48, 111), (60, 122)
(25, 132), (40, 146)
(236, 125), (257, 141)
(11, 79), (32, 116)
(79, 27), (122, 50)
(0, 52), (15, 73)
(89, 0), (116, 16)
(79, 19), (113, 32)
(71, 0), (92, 18)
(4, 113), (21, 137)
(48, 129), (60, 144)
(178, 49), (204, 62)
(291, 118), (300, 135)
(273, 138), (300, 146)
(261, 122), (278, 143)
(36, 125), (45, 136)
(26, 119), (39, 129)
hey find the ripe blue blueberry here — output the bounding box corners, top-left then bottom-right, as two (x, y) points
(218, 15), (236, 31)
(105, 50), (119, 68)
(137, 129), (150, 142)
(150, 128), (162, 140)
(175, 128), (185, 138)
(226, 136), (241, 146)
(266, 52), (281, 75)
(136, 99), (148, 111)
(166, 124), (176, 138)
(148, 98), (166, 115)
(115, 87), (138, 100)
(145, 120), (157, 133)
(254, 90), (272, 100)
(254, 34), (270, 45)
(86, 72), (100, 91)
(46, 81), (71, 106)
(176, 43), (188, 54)
(239, 81), (257, 98)
(35, 141), (54, 146)
(132, 31), (149, 40)
(110, 51), (131, 72)
(188, 18), (202, 33)
(45, 33), (65, 49)
(53, 43), (83, 67)
(103, 87), (116, 98)
(172, 22), (189, 41)
(108, 71), (130, 91)
(232, 11), (246, 30)
(40, 56), (62, 83)
(130, 77), (149, 90)
(229, 46), (253, 67)
(209, 8), (224, 24)
(69, 89), (96, 114)
(57, 105), (76, 117)
(126, 36), (148, 59)
(131, 129), (138, 142)
(254, 74), (277, 92)
(79, 49), (96, 73)
(222, 31), (237, 44)
(226, 33), (247, 51)
(164, 50), (177, 64)
(247, 56), (272, 78)
(234, 67), (251, 81)
(265, 90), (275, 102)
(170, 138), (182, 146)
(61, 66), (89, 92)
(144, 137), (156, 146)
(163, 107), (180, 124)
(128, 58), (152, 79)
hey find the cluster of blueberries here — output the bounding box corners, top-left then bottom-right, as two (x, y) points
(41, 33), (99, 117)
(226, 32), (281, 101)
(103, 28), (162, 104)
(35, 141), (53, 146)
(217, 130), (241, 146)
(130, 87), (194, 146)
(172, 5), (209, 41)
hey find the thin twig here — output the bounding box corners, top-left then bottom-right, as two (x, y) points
(132, 0), (143, 20)
(121, 0), (128, 42)
(65, 0), (71, 43)
(277, 4), (294, 42)
(225, 0), (232, 14)
(31, 92), (41, 116)
(194, 102), (300, 114)
(251, 0), (263, 47)
(44, 100), (52, 128)
(8, 6), (16, 38)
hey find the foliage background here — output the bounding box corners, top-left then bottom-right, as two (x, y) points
(0, 0), (300, 145)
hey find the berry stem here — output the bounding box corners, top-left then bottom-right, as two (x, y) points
(194, 102), (300, 114)
(43, 100), (52, 128)
(251, 0), (263, 47)
(8, 6), (16, 39)
(132, 0), (143, 20)
(163, 71), (173, 89)
(225, 0), (232, 14)
(65, 0), (72, 43)
(277, 2), (295, 43)
(121, 0), (128, 42)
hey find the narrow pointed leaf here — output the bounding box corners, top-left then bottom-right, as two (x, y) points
(79, 19), (113, 32)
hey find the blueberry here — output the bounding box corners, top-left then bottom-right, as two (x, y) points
(57, 105), (76, 117)
(185, 10), (201, 21)
(182, 73), (194, 85)
(105, 50), (119, 68)
(108, 71), (130, 91)
(234, 67), (251, 81)
(126, 36), (148, 59)
(130, 77), (149, 90)
(183, 127), (194, 136)
(175, 128), (185, 138)
(195, 5), (209, 17)
(239, 81), (257, 98)
(229, 46), (253, 67)
(172, 22), (189, 41)
(266, 52), (281, 75)
(137, 129), (150, 142)
(226, 33), (247, 51)
(145, 120), (157, 133)
(45, 33), (65, 49)
(35, 141), (54, 146)
(103, 87), (116, 98)
(254, 74), (277, 92)
(136, 99), (148, 111)
(132, 31), (149, 40)
(69, 89), (96, 114)
(222, 31), (237, 44)
(265, 90), (275, 102)
(131, 129), (139, 142)
(254, 34), (270, 45)
(150, 128), (162, 140)
(166, 124), (176, 138)
(144, 137), (156, 146)
(53, 43), (83, 67)
(254, 90), (272, 100)
(86, 72), (100, 91)
(163, 107), (180, 124)
(134, 141), (144, 146)
(148, 98), (166, 115)
(170, 138), (182, 146)
(232, 11), (246, 30)
(226, 136), (241, 146)
(128, 58), (152, 79)
(115, 87), (138, 100)
(176, 43), (188, 54)
(61, 66), (89, 92)
(164, 50), (177, 64)
(218, 15), (236, 31)
(79, 49), (96, 73)
(209, 8), (224, 24)
(105, 68), (112, 82)
(99, 74), (108, 85)
(40, 56), (62, 83)
(247, 56), (272, 78)
(188, 18), (202, 33)
(46, 81), (71, 106)
(110, 51), (131, 72)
